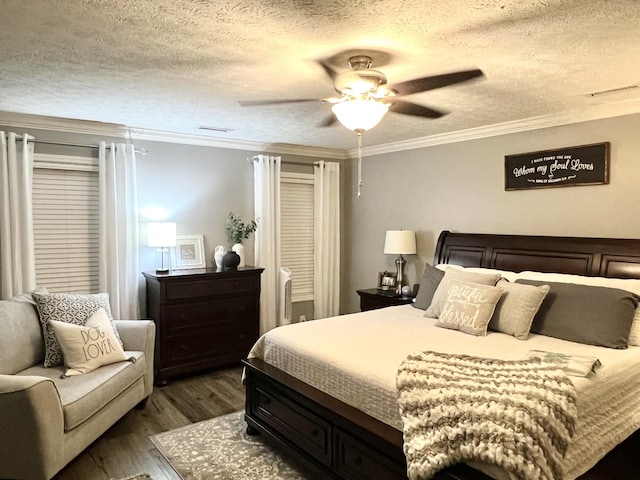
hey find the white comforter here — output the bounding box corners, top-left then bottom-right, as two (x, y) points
(248, 304), (640, 480)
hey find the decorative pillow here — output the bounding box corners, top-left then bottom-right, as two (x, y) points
(489, 279), (550, 340)
(518, 271), (640, 347)
(425, 268), (502, 318)
(50, 308), (128, 376)
(433, 279), (504, 336)
(438, 264), (519, 283)
(32, 292), (122, 367)
(412, 263), (446, 310)
(516, 280), (638, 349)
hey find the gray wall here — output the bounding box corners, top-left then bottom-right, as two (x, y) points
(342, 113), (640, 313)
(6, 112), (640, 319)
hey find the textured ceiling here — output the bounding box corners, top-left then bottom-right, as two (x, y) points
(1, 0), (639, 152)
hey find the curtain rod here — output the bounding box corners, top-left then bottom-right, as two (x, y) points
(8, 134), (147, 155)
(248, 156), (324, 167)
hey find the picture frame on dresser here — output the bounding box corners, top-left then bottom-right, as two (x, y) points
(171, 234), (206, 270)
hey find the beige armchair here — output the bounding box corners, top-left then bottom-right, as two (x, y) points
(0, 298), (155, 480)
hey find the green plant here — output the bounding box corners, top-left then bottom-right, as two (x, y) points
(226, 212), (258, 244)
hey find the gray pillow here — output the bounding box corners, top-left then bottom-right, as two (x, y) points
(489, 279), (550, 340)
(516, 280), (638, 349)
(412, 264), (445, 310)
(425, 269), (502, 318)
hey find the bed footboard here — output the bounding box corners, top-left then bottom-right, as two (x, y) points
(242, 357), (491, 480)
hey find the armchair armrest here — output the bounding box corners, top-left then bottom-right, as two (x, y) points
(114, 320), (155, 395)
(0, 375), (64, 480)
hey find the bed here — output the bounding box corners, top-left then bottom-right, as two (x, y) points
(242, 231), (640, 480)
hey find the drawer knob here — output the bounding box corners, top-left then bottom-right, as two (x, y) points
(310, 428), (319, 437)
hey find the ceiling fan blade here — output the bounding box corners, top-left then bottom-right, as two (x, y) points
(387, 101), (447, 119)
(239, 98), (321, 107)
(388, 68), (484, 96)
(317, 61), (338, 81)
(318, 114), (337, 127)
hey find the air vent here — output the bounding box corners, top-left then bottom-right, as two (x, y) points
(584, 84), (639, 98)
(198, 125), (234, 132)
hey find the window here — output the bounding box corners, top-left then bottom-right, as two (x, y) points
(280, 172), (314, 302)
(32, 154), (99, 293)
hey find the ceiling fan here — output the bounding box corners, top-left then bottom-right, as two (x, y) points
(240, 54), (484, 198)
(239, 54), (485, 132)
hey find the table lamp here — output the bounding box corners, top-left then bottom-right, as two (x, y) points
(148, 222), (176, 273)
(384, 230), (417, 295)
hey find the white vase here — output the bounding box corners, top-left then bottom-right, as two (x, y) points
(232, 243), (245, 267)
(213, 245), (226, 270)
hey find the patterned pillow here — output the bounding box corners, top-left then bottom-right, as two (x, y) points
(434, 279), (504, 336)
(32, 292), (122, 367)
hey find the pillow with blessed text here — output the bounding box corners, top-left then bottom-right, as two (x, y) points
(433, 279), (504, 336)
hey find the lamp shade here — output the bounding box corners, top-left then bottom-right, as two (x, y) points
(332, 98), (389, 132)
(148, 222), (176, 248)
(384, 230), (417, 255)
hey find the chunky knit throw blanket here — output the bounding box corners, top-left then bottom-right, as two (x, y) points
(397, 351), (578, 480)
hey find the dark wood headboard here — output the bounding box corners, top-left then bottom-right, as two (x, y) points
(434, 230), (640, 279)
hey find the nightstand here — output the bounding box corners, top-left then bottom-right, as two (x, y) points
(356, 288), (414, 312)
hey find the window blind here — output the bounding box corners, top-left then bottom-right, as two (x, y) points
(281, 172), (314, 302)
(32, 154), (100, 294)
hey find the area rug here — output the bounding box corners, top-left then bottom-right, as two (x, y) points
(150, 410), (310, 479)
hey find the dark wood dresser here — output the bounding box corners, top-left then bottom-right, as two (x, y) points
(143, 266), (264, 385)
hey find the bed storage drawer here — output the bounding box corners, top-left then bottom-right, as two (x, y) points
(253, 385), (331, 466)
(335, 428), (407, 480)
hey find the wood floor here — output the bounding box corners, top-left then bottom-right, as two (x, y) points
(54, 366), (245, 480)
(52, 363), (640, 480)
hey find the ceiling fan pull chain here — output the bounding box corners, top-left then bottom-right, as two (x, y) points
(357, 130), (363, 198)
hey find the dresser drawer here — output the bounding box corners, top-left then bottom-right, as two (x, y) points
(165, 297), (257, 331)
(166, 280), (214, 300)
(253, 385), (331, 466)
(214, 276), (259, 295)
(335, 429), (406, 480)
(166, 322), (257, 363)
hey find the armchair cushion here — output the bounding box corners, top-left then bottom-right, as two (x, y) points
(19, 350), (145, 431)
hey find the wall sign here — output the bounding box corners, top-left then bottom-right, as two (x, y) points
(504, 142), (610, 191)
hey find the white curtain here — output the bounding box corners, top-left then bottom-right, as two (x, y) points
(253, 154), (281, 334)
(99, 142), (140, 319)
(313, 161), (340, 319)
(0, 132), (36, 299)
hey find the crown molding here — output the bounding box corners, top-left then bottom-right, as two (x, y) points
(4, 100), (639, 161)
(127, 127), (350, 159)
(357, 99), (640, 157)
(0, 112), (349, 160)
(0, 112), (126, 137)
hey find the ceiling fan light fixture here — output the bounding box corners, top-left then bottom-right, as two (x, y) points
(332, 98), (389, 132)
